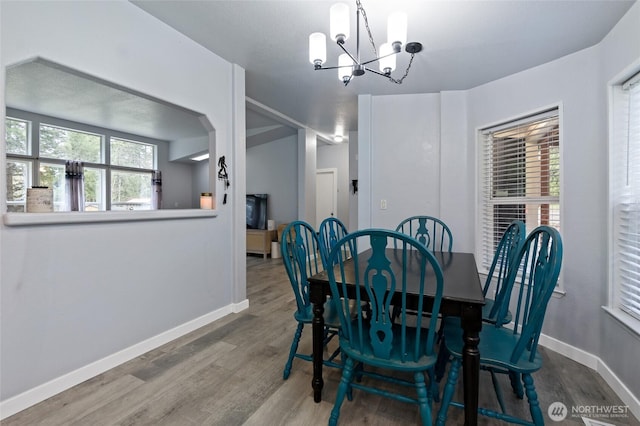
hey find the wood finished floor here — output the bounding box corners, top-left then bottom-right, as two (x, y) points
(3, 255), (638, 426)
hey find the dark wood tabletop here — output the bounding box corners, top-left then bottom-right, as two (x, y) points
(308, 250), (485, 426)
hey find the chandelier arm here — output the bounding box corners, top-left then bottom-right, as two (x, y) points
(360, 51), (398, 67)
(363, 67), (390, 78)
(337, 41), (361, 66)
(313, 65), (353, 71)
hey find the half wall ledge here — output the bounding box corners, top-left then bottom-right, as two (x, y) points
(3, 209), (217, 226)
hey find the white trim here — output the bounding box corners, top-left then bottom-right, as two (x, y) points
(3, 208), (217, 226)
(539, 333), (640, 422)
(0, 301), (248, 420)
(232, 299), (250, 313)
(538, 333), (599, 370)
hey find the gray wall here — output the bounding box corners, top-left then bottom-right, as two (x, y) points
(246, 134), (298, 228)
(348, 131), (358, 232)
(359, 0), (640, 404)
(1, 0), (245, 410)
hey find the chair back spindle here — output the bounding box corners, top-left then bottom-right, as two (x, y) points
(318, 217), (349, 270)
(396, 215), (453, 253)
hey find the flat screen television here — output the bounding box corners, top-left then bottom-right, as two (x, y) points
(246, 194), (268, 229)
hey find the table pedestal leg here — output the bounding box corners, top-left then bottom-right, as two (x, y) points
(461, 304), (482, 426)
(311, 284), (326, 403)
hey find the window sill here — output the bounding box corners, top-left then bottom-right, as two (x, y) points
(3, 209), (217, 226)
(602, 306), (640, 338)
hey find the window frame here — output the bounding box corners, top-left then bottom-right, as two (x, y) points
(477, 105), (564, 291)
(607, 69), (640, 335)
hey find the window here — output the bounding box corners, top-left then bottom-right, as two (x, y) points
(6, 117), (30, 155)
(479, 108), (560, 272)
(5, 113), (158, 212)
(611, 71), (640, 327)
(111, 137), (154, 169)
(39, 124), (102, 163)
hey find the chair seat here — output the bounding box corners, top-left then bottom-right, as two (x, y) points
(441, 317), (542, 373)
(294, 299), (341, 328)
(339, 321), (438, 372)
(482, 298), (512, 324)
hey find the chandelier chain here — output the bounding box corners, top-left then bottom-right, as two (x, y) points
(389, 53), (415, 85)
(356, 0), (378, 58)
(356, 0), (414, 85)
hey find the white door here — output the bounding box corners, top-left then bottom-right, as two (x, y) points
(316, 168), (337, 229)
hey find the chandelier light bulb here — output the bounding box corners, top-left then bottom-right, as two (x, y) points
(309, 32), (327, 66)
(338, 53), (353, 82)
(330, 3), (350, 43)
(379, 43), (396, 74)
(387, 11), (407, 48)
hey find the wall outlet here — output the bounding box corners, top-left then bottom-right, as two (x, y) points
(380, 199), (387, 210)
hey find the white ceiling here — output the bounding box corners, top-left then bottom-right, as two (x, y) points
(5, 59), (209, 142)
(132, 0), (636, 141)
(4, 1), (635, 148)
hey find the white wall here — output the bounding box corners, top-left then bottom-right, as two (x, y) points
(246, 134), (298, 226)
(317, 142), (349, 228)
(298, 129), (317, 225)
(358, 0), (640, 403)
(359, 92), (472, 252)
(0, 0), (245, 413)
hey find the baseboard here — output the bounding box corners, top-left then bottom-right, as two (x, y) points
(232, 298), (250, 313)
(539, 333), (640, 421)
(538, 333), (599, 370)
(0, 300), (248, 420)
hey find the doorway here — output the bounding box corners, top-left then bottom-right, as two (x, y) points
(316, 168), (337, 229)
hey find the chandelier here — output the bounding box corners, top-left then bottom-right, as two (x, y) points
(308, 0), (422, 86)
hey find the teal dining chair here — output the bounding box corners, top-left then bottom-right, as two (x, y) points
(326, 229), (444, 426)
(393, 216), (452, 328)
(318, 217), (349, 269)
(436, 226), (563, 426)
(396, 215), (453, 253)
(280, 221), (341, 380)
(434, 220), (526, 389)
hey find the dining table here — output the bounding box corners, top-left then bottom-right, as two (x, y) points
(308, 250), (485, 426)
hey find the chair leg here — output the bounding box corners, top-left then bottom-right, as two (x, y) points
(436, 357), (461, 426)
(329, 357), (355, 426)
(414, 371), (433, 426)
(509, 371), (524, 399)
(283, 322), (303, 380)
(434, 340), (450, 383)
(391, 305), (400, 322)
(489, 369), (507, 414)
(523, 373), (544, 426)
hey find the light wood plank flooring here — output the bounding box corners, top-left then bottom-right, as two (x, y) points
(3, 256), (638, 425)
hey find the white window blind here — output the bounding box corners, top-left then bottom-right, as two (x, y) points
(479, 109), (560, 271)
(613, 72), (640, 322)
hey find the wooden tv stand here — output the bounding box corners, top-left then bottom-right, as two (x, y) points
(246, 229), (275, 259)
